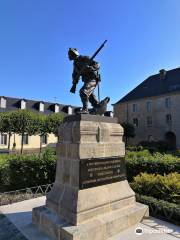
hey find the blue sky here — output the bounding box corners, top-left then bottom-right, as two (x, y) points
(0, 0), (180, 109)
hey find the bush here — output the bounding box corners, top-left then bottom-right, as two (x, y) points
(126, 145), (144, 152)
(131, 173), (180, 204)
(136, 194), (180, 225)
(0, 148), (57, 192)
(138, 140), (169, 152)
(125, 150), (180, 181)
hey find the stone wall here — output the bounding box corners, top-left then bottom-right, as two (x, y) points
(114, 92), (180, 148)
(0, 133), (57, 150)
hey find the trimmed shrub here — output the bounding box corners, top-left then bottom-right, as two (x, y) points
(0, 148), (56, 192)
(131, 173), (180, 204)
(125, 150), (180, 181)
(136, 194), (180, 225)
(126, 145), (144, 152)
(138, 140), (169, 152)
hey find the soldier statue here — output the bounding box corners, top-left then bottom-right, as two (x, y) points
(68, 41), (110, 115)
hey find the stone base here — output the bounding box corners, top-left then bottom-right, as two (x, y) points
(32, 115), (149, 239)
(33, 201), (148, 240)
(45, 181), (137, 225)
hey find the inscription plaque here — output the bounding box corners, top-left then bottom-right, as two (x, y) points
(79, 156), (126, 189)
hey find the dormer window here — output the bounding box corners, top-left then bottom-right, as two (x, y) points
(55, 104), (59, 113)
(20, 99), (26, 109)
(68, 106), (73, 115)
(39, 102), (44, 112)
(0, 97), (6, 108)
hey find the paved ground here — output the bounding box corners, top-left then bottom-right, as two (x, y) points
(0, 213), (27, 240)
(0, 196), (179, 240)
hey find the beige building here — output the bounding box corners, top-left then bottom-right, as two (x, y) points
(113, 68), (180, 149)
(0, 96), (76, 152)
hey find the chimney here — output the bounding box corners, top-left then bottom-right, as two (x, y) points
(159, 69), (166, 80)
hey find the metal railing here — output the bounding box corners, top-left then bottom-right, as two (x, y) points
(0, 183), (53, 206)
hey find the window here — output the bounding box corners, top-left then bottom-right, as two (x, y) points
(146, 101), (152, 112)
(39, 102), (44, 112)
(0, 133), (7, 145)
(147, 116), (152, 126)
(132, 104), (137, 113)
(21, 100), (26, 109)
(0, 97), (6, 108)
(133, 118), (138, 127)
(166, 114), (172, 124)
(55, 104), (59, 113)
(68, 106), (73, 115)
(22, 134), (29, 145)
(41, 135), (48, 144)
(165, 97), (171, 108)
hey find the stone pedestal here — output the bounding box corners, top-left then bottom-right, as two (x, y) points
(32, 115), (148, 240)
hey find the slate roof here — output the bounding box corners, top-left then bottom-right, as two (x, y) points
(114, 67), (180, 104)
(0, 96), (77, 115)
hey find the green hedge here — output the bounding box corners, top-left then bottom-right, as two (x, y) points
(125, 150), (180, 181)
(130, 172), (180, 204)
(1, 149), (180, 193)
(136, 194), (180, 225)
(0, 148), (56, 192)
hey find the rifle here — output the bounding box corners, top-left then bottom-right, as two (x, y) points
(70, 40), (107, 93)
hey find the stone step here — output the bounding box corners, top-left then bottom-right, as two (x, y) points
(33, 201), (148, 240)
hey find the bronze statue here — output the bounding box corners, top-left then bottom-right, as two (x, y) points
(68, 41), (110, 115)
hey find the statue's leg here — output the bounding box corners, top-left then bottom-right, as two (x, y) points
(89, 93), (99, 108)
(79, 85), (89, 113)
(79, 80), (97, 113)
(85, 80), (97, 108)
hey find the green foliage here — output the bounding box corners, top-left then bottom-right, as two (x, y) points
(136, 194), (180, 225)
(126, 145), (144, 151)
(121, 122), (135, 146)
(0, 112), (15, 133)
(10, 110), (40, 153)
(138, 140), (170, 152)
(11, 110), (38, 135)
(130, 172), (180, 204)
(37, 114), (47, 136)
(121, 122), (135, 138)
(46, 113), (64, 136)
(0, 110), (64, 153)
(36, 114), (48, 153)
(0, 149), (56, 192)
(0, 112), (16, 150)
(125, 150), (180, 181)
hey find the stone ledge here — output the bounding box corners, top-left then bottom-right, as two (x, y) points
(64, 114), (118, 123)
(46, 181), (136, 224)
(32, 202), (149, 240)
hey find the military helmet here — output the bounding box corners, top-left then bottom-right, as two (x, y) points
(68, 48), (79, 57)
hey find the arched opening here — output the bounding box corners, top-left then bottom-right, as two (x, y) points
(165, 132), (176, 150)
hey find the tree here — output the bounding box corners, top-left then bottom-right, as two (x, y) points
(46, 113), (64, 136)
(0, 112), (15, 151)
(12, 110), (39, 154)
(121, 122), (135, 146)
(37, 114), (48, 154)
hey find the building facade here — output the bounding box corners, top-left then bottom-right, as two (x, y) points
(113, 68), (180, 149)
(0, 96), (76, 152)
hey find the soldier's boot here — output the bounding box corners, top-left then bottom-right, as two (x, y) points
(80, 100), (89, 114)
